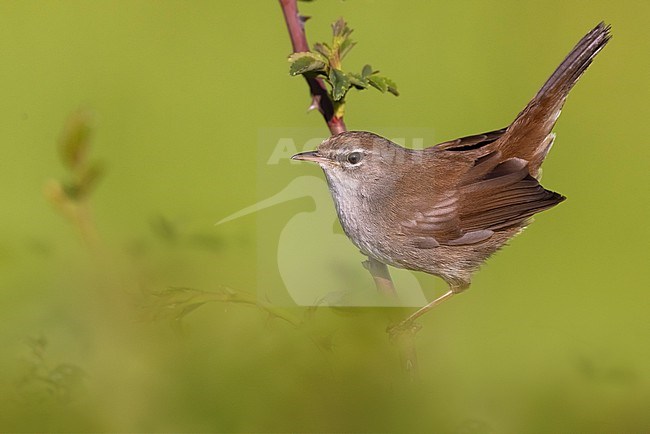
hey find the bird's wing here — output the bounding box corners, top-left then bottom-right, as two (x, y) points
(396, 150), (564, 248)
(434, 128), (506, 151)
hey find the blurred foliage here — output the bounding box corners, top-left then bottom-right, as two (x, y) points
(43, 110), (103, 247)
(54, 109), (104, 201)
(0, 0), (648, 432)
(146, 285), (304, 328)
(14, 336), (86, 405)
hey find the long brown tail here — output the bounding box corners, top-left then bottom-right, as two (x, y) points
(496, 22), (611, 175)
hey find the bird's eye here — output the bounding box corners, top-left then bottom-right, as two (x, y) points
(346, 152), (362, 165)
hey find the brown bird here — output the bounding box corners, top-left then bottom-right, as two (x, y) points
(292, 23), (611, 329)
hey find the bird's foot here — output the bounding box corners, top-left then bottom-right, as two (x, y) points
(386, 319), (422, 341)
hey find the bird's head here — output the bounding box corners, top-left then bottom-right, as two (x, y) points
(292, 131), (408, 195)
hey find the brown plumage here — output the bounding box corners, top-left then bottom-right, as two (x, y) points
(292, 23), (611, 327)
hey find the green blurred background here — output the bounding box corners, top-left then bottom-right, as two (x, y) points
(1, 1), (649, 432)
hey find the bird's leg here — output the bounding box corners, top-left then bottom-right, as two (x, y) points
(388, 283), (466, 336)
(398, 289), (454, 326)
(362, 257), (398, 298)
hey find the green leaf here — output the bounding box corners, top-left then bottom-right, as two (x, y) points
(286, 18), (399, 105)
(312, 42), (331, 58)
(338, 37), (356, 60)
(331, 18), (354, 62)
(348, 72), (368, 89)
(368, 74), (399, 96)
(361, 64), (373, 78)
(385, 77), (399, 96)
(63, 160), (104, 200)
(62, 182), (80, 201)
(76, 161), (105, 198)
(288, 52), (328, 76)
(367, 75), (387, 93)
(329, 69), (351, 101)
(331, 18), (351, 38)
(59, 111), (93, 170)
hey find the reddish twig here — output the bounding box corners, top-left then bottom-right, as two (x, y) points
(278, 0), (346, 136)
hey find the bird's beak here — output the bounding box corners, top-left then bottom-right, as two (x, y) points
(291, 150), (329, 164)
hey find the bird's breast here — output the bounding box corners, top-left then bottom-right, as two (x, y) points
(325, 181), (397, 264)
